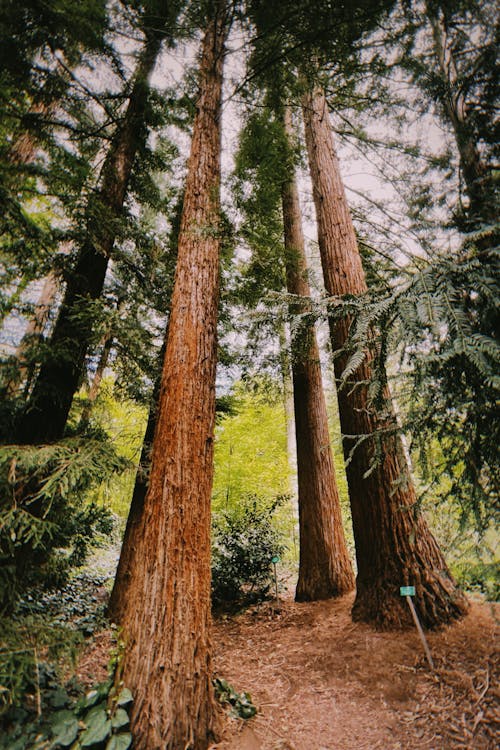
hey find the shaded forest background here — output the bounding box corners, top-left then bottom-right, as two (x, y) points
(0, 0), (498, 748)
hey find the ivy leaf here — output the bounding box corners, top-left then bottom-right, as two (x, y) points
(116, 688), (133, 707)
(80, 707), (111, 747)
(105, 734), (132, 750)
(50, 687), (70, 709)
(111, 708), (129, 730)
(81, 689), (99, 709)
(51, 709), (79, 747)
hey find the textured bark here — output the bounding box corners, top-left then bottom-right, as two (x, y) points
(278, 323), (298, 503)
(303, 85), (468, 628)
(120, 9), (228, 748)
(107, 341), (165, 623)
(16, 35), (161, 444)
(281, 109), (354, 602)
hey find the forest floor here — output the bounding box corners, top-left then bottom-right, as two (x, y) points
(211, 585), (499, 750)
(77, 570), (499, 750)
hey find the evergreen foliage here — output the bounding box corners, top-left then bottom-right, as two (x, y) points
(0, 437), (128, 611)
(212, 495), (287, 608)
(0, 2), (498, 729)
(325, 0), (500, 526)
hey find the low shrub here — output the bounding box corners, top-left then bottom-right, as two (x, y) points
(211, 495), (286, 609)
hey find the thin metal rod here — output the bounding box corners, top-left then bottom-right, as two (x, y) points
(406, 595), (435, 670)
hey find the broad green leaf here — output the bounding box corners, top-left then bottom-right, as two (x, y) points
(111, 708), (129, 730)
(239, 703), (257, 719)
(50, 687), (70, 709)
(51, 710), (79, 747)
(83, 690), (99, 708)
(116, 688), (133, 707)
(105, 734), (132, 750)
(7, 740), (28, 750)
(80, 707), (111, 747)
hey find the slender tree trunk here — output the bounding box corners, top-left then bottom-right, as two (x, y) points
(107, 341), (165, 623)
(281, 109), (354, 601)
(425, 2), (493, 224)
(4, 242), (73, 398)
(8, 96), (57, 165)
(120, 7), (228, 747)
(302, 85), (468, 628)
(278, 323), (298, 503)
(3, 99), (67, 397)
(78, 330), (114, 430)
(5, 273), (60, 398)
(16, 34), (161, 444)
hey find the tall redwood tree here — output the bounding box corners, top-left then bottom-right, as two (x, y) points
(281, 108), (354, 601)
(302, 84), (468, 628)
(120, 4), (229, 746)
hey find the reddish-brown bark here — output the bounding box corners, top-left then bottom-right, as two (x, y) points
(281, 110), (354, 601)
(302, 85), (468, 628)
(120, 8), (228, 748)
(107, 341), (165, 624)
(78, 330), (114, 429)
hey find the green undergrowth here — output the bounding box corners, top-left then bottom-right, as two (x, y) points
(213, 677), (257, 720)
(0, 563), (120, 746)
(453, 560), (500, 602)
(211, 495), (287, 610)
(0, 670), (134, 750)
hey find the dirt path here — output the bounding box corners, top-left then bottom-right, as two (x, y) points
(213, 591), (499, 750)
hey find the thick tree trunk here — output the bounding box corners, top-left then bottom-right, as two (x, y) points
(302, 85), (468, 628)
(120, 8), (228, 748)
(281, 109), (354, 601)
(16, 35), (161, 444)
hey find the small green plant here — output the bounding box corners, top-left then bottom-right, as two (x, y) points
(211, 495), (286, 608)
(0, 618), (82, 717)
(213, 677), (257, 719)
(1, 568), (115, 722)
(1, 679), (133, 750)
(0, 664), (133, 750)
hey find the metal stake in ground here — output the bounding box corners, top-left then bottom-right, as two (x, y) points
(272, 555), (280, 604)
(400, 586), (435, 670)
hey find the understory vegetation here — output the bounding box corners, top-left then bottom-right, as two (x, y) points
(1, 378), (497, 742)
(0, 0), (498, 745)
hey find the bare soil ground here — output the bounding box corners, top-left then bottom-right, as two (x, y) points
(212, 590), (499, 750)
(77, 586), (499, 750)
